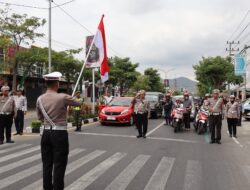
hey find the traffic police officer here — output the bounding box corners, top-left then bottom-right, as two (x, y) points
(0, 85), (16, 145)
(36, 72), (81, 190)
(73, 91), (83, 132)
(226, 95), (240, 138)
(208, 89), (224, 144)
(132, 90), (150, 138)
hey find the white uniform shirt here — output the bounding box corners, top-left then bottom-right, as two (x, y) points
(14, 95), (27, 112)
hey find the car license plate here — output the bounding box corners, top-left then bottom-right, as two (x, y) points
(107, 116), (116, 120)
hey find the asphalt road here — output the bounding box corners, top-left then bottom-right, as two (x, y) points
(1, 117), (250, 190)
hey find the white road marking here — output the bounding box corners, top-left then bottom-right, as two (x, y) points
(146, 122), (165, 136)
(241, 165), (250, 183)
(227, 131), (244, 148)
(23, 149), (104, 190)
(183, 160), (202, 190)
(66, 152), (126, 190)
(0, 148), (84, 189)
(144, 157), (175, 190)
(0, 144), (31, 154)
(148, 137), (198, 143)
(0, 146), (40, 163)
(77, 132), (198, 144)
(105, 155), (150, 190)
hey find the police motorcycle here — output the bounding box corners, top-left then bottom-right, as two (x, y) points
(193, 106), (210, 134)
(171, 100), (185, 133)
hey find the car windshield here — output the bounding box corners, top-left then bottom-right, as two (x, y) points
(108, 98), (131, 107)
(145, 95), (158, 102)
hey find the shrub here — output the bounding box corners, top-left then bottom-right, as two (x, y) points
(31, 120), (42, 129)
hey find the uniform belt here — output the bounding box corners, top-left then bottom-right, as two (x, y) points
(0, 112), (12, 115)
(137, 111), (146, 114)
(43, 125), (67, 130)
(211, 112), (222, 116)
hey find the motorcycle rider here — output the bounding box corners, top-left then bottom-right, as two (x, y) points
(163, 93), (173, 125)
(183, 92), (192, 130)
(202, 93), (210, 109)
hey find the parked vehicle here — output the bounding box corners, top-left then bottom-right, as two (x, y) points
(242, 98), (250, 120)
(171, 104), (185, 133)
(193, 107), (209, 134)
(99, 97), (135, 126)
(145, 92), (164, 118)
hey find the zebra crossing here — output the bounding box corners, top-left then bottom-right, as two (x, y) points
(0, 144), (249, 190)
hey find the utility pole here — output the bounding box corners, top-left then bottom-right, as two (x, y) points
(48, 0), (52, 73)
(226, 41), (240, 95)
(226, 41), (240, 56)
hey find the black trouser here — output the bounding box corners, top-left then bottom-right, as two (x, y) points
(41, 130), (69, 190)
(209, 115), (222, 142)
(227, 118), (238, 136)
(15, 110), (24, 133)
(183, 113), (191, 129)
(165, 111), (172, 125)
(0, 114), (13, 142)
(136, 113), (148, 136)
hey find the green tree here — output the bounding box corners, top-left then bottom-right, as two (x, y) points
(144, 68), (165, 92)
(132, 75), (150, 91)
(0, 6), (46, 90)
(193, 56), (243, 95)
(107, 57), (139, 95)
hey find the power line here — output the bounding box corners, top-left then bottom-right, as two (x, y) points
(228, 10), (250, 41)
(0, 0), (75, 10)
(233, 21), (250, 42)
(52, 0), (121, 57)
(0, 1), (48, 9)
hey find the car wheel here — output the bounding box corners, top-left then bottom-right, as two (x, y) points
(101, 122), (106, 126)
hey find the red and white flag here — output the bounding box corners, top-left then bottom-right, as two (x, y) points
(94, 15), (109, 82)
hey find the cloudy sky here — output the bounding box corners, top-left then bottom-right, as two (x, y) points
(2, 0), (250, 80)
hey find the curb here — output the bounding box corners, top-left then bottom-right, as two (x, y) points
(25, 117), (99, 134)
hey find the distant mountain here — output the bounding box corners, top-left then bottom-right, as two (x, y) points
(168, 77), (197, 93)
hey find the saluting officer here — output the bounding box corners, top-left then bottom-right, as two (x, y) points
(36, 72), (81, 190)
(208, 89), (224, 144)
(226, 95), (240, 138)
(132, 90), (150, 138)
(0, 85), (16, 145)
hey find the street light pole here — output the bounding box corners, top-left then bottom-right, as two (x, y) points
(48, 0), (52, 73)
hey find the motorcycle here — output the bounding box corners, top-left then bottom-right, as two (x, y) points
(194, 107), (209, 134)
(171, 104), (185, 133)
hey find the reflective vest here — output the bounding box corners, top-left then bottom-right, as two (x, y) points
(73, 98), (83, 111)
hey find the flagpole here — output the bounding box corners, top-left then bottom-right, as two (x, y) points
(72, 34), (97, 96)
(92, 68), (95, 114)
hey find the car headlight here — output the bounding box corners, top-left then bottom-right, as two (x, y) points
(101, 108), (106, 114)
(121, 109), (129, 115)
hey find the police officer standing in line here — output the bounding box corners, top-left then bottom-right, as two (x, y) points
(36, 72), (81, 190)
(208, 89), (224, 144)
(132, 90), (150, 138)
(73, 91), (83, 132)
(14, 87), (27, 135)
(183, 92), (192, 130)
(226, 95), (240, 138)
(0, 85), (17, 145)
